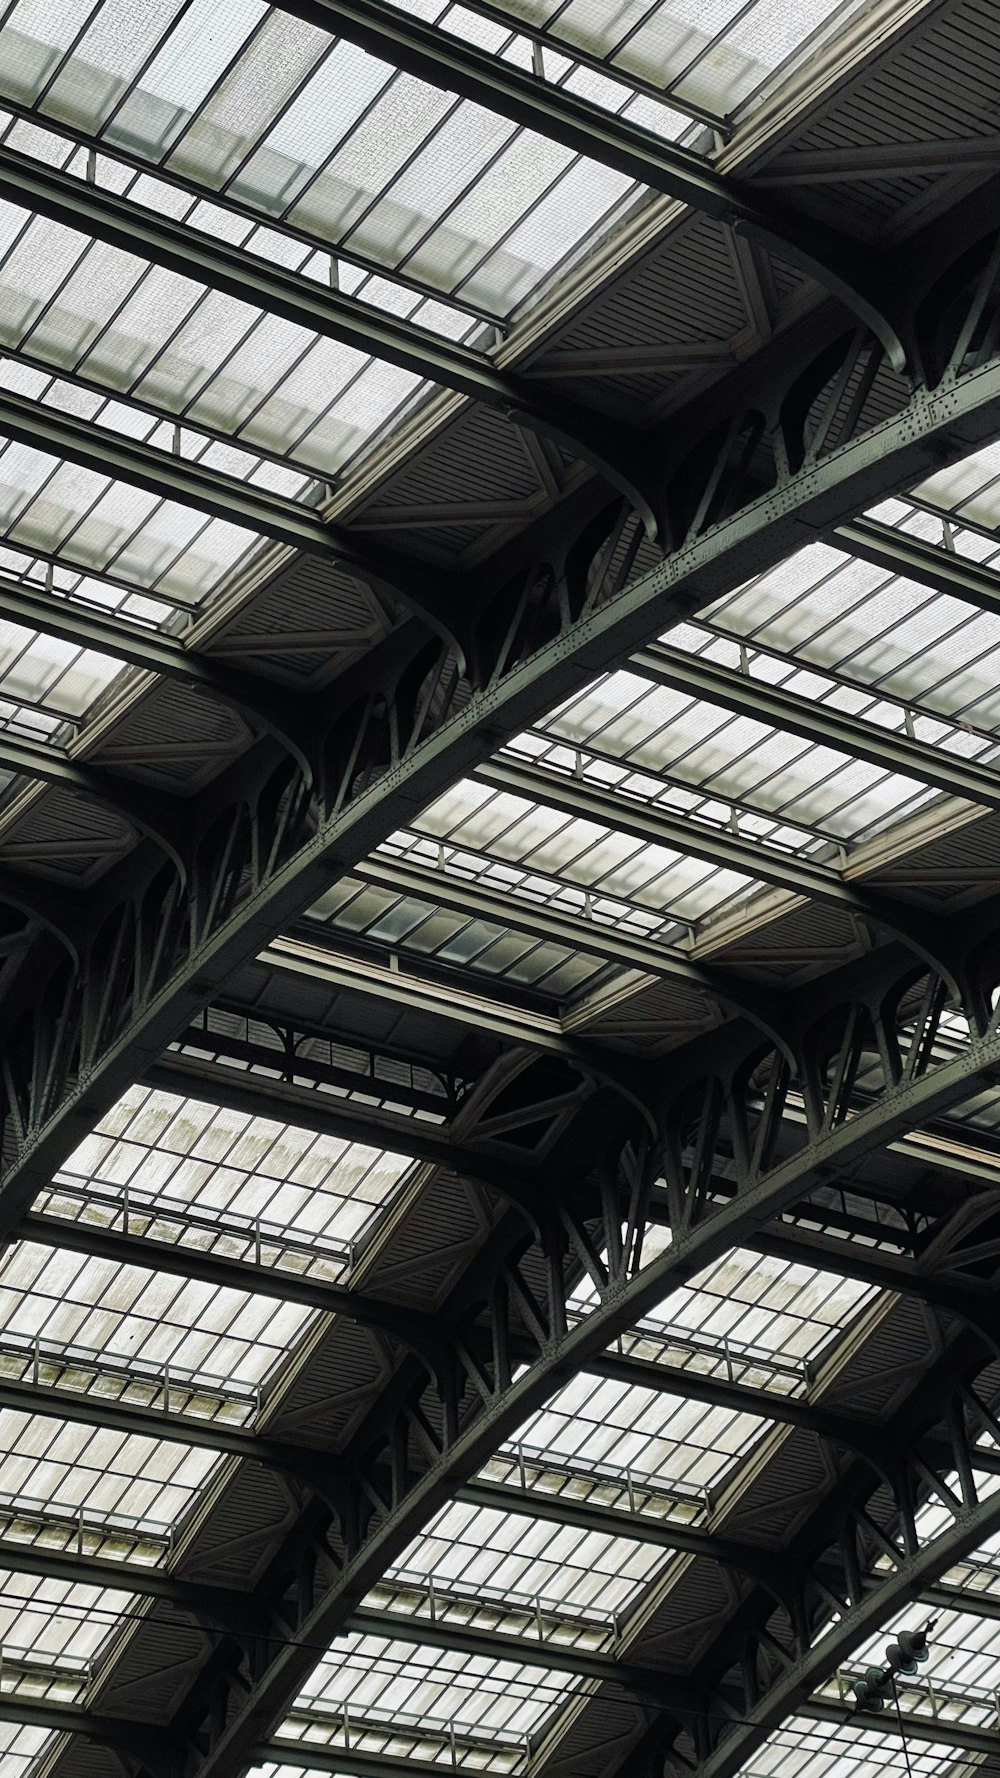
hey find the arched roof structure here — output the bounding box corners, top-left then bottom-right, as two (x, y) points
(0, 5), (999, 1778)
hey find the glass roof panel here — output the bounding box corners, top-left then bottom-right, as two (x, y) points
(292, 1629), (576, 1751)
(0, 191), (421, 483)
(737, 1716), (971, 1778)
(43, 1083), (416, 1267)
(545, 666), (942, 844)
(704, 542), (1000, 737)
(0, 1238), (313, 1394)
(0, 5), (646, 321)
(413, 776), (761, 926)
(832, 1602), (1000, 1733)
(308, 872), (614, 999)
(0, 433), (259, 602)
(0, 1409), (217, 1535)
(0, 1569), (134, 1677)
(502, 1369), (767, 1500)
(0, 1722), (53, 1774)
(388, 1498), (665, 1622)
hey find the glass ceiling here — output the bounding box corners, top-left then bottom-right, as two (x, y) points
(0, 0), (996, 1775)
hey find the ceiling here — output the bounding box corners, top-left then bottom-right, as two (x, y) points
(0, 3), (999, 1778)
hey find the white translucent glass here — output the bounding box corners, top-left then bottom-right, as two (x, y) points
(294, 1630), (574, 1745)
(58, 1084), (415, 1251)
(505, 1372), (767, 1496)
(415, 776), (759, 926)
(389, 1499), (665, 1619)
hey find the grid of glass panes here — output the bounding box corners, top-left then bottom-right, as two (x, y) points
(374, 824), (698, 943)
(290, 1629), (577, 1756)
(0, 0), (643, 320)
(543, 662), (946, 846)
(409, 774), (763, 932)
(500, 1370), (768, 1501)
(307, 871), (616, 1000)
(385, 1497), (667, 1623)
(428, 0), (867, 122)
(49, 1083), (416, 1260)
(737, 1716), (974, 1778)
(703, 541), (1000, 742)
(833, 1602), (1000, 1730)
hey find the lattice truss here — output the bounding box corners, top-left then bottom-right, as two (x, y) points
(2, 2), (1000, 1778)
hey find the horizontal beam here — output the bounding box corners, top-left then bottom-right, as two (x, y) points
(634, 641), (1000, 809)
(755, 137), (1000, 185)
(351, 853), (786, 1031)
(0, 384), (334, 558)
(0, 148), (654, 526)
(272, 0), (901, 361)
(473, 756), (947, 956)
(835, 515), (1000, 614)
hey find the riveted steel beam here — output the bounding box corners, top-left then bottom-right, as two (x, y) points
(0, 147), (659, 533)
(271, 0), (903, 363)
(634, 641), (1000, 810)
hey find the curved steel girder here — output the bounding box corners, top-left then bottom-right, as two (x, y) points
(3, 339), (1000, 1228)
(1, 147), (660, 541)
(271, 0), (906, 368)
(134, 965), (1000, 1778)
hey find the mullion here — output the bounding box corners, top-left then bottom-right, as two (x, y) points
(0, 345), (321, 503)
(696, 619), (1000, 755)
(89, 0), (207, 141)
(28, 0), (105, 111)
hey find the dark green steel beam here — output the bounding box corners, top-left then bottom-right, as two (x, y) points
(0, 147), (656, 529)
(634, 641), (1000, 809)
(271, 0), (902, 363)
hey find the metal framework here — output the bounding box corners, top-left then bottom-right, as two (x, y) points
(1, 6), (1000, 1778)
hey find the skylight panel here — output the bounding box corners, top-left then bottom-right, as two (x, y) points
(570, 1234), (874, 1374)
(388, 1499), (665, 1622)
(0, 434), (259, 602)
(510, 731), (829, 858)
(310, 872), (611, 998)
(0, 1239), (313, 1394)
(503, 1371), (767, 1500)
(0, 1569), (135, 1677)
(46, 1083), (415, 1264)
(0, 1721), (52, 1774)
(0, 1410), (218, 1534)
(706, 544), (1000, 737)
(738, 1716), (972, 1778)
(291, 1630), (576, 1752)
(547, 667), (942, 844)
(415, 776), (759, 926)
(0, 196), (421, 482)
(835, 1604), (1000, 1732)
